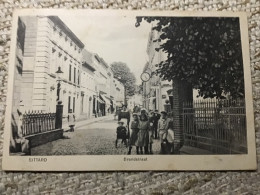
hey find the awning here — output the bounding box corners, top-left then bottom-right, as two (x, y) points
(100, 94), (111, 105)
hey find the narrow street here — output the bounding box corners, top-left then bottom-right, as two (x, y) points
(31, 116), (162, 155)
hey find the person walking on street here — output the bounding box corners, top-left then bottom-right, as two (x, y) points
(68, 109), (76, 132)
(153, 110), (161, 139)
(127, 113), (140, 154)
(148, 111), (155, 154)
(115, 121), (128, 148)
(167, 120), (175, 154)
(158, 111), (171, 154)
(136, 113), (150, 154)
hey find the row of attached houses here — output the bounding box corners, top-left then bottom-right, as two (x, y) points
(12, 16), (125, 136)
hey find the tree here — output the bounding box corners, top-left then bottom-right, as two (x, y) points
(136, 17), (244, 99)
(111, 62), (136, 97)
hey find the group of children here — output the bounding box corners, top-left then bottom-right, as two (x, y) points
(116, 108), (175, 155)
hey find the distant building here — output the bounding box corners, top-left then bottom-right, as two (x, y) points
(127, 94), (142, 111)
(111, 78), (125, 108)
(81, 49), (97, 119)
(92, 54), (112, 116)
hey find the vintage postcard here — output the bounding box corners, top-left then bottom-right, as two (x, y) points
(2, 9), (256, 171)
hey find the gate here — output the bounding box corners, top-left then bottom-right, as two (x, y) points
(183, 99), (247, 154)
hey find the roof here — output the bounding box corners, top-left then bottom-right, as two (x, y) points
(82, 49), (96, 72)
(94, 54), (109, 68)
(48, 16), (84, 49)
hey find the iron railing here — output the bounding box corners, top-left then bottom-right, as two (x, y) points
(22, 111), (56, 136)
(183, 99), (247, 154)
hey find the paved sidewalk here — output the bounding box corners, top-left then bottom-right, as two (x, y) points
(63, 114), (115, 131)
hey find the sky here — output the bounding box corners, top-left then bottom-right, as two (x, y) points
(60, 14), (152, 85)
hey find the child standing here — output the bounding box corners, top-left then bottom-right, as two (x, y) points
(136, 113), (150, 154)
(127, 113), (139, 155)
(115, 121), (127, 148)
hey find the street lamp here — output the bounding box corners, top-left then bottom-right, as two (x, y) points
(55, 66), (63, 129)
(55, 66), (63, 102)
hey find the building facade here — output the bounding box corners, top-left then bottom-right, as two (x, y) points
(127, 94), (142, 112)
(19, 16), (84, 120)
(11, 18), (26, 142)
(143, 28), (172, 112)
(11, 15), (125, 139)
(80, 49), (97, 119)
(112, 78), (125, 108)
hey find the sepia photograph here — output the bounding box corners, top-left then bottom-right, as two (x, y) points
(2, 10), (256, 171)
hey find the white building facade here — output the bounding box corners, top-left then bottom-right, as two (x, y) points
(19, 16), (84, 119)
(143, 28), (172, 112)
(80, 49), (97, 119)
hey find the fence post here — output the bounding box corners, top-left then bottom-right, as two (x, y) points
(55, 101), (63, 129)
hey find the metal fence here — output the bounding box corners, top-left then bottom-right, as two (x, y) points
(22, 111), (56, 136)
(183, 99), (247, 154)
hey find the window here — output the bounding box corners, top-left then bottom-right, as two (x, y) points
(69, 65), (72, 81)
(73, 97), (75, 113)
(78, 70), (80, 85)
(68, 96), (71, 112)
(74, 67), (76, 83)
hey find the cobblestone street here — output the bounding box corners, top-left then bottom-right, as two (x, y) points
(31, 117), (162, 155)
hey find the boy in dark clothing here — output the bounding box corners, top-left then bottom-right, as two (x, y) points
(115, 121), (127, 148)
(153, 110), (161, 139)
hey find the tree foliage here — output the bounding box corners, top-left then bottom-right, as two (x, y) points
(136, 17), (244, 99)
(111, 62), (136, 97)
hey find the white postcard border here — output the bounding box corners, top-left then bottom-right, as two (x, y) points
(2, 9), (257, 171)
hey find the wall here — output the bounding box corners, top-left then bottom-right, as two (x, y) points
(25, 129), (63, 149)
(11, 18), (26, 142)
